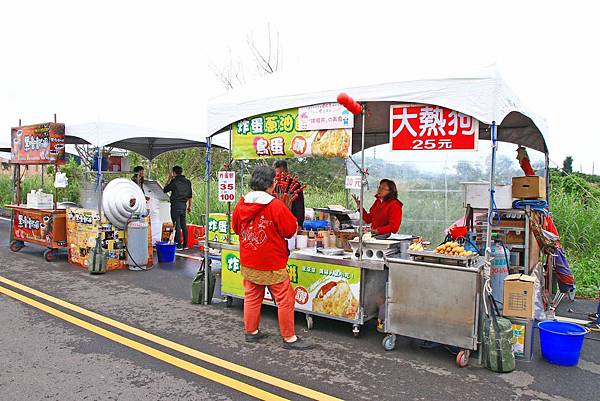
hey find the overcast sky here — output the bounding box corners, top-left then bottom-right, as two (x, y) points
(1, 1), (598, 173)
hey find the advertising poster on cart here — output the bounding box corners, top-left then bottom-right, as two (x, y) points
(11, 123), (66, 164)
(221, 249), (361, 320)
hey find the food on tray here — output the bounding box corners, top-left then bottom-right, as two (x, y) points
(312, 280), (358, 318)
(434, 241), (473, 257)
(310, 128), (351, 157)
(408, 240), (425, 252)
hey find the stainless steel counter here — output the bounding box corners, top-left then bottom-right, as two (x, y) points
(209, 242), (386, 270)
(384, 257), (483, 351)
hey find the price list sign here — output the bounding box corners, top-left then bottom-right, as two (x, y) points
(218, 171), (236, 202)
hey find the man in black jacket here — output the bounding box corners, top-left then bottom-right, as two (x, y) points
(163, 165), (193, 249)
(273, 160), (305, 228)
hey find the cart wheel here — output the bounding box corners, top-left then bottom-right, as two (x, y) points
(382, 334), (396, 351)
(43, 249), (57, 262)
(9, 241), (24, 252)
(305, 315), (314, 330)
(352, 324), (360, 338)
(225, 296), (233, 308)
(456, 350), (470, 368)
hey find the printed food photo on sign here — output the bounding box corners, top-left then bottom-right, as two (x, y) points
(311, 278), (359, 319)
(308, 128), (352, 158)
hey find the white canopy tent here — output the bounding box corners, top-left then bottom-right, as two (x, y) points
(207, 65), (548, 155)
(203, 65), (550, 310)
(66, 122), (229, 161)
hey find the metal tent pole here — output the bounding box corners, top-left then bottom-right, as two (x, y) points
(358, 106), (366, 261)
(479, 121), (497, 366)
(484, 122), (497, 265)
(344, 159), (349, 209)
(97, 147), (104, 218)
(545, 152), (550, 205)
(203, 137), (212, 305)
(227, 130), (232, 243)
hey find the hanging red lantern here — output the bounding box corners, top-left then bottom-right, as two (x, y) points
(337, 92), (363, 115)
(337, 92), (350, 106)
(350, 101), (363, 115)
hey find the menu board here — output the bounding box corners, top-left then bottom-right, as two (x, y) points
(11, 123), (66, 165)
(232, 107), (352, 160)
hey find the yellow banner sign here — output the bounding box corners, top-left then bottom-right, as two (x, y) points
(231, 107), (352, 160)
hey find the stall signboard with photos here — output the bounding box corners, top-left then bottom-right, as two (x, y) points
(11, 123), (66, 164)
(231, 107), (352, 160)
(222, 249), (361, 321)
(390, 105), (478, 151)
(12, 208), (66, 248)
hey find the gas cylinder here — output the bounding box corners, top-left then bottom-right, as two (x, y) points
(126, 218), (149, 270)
(490, 240), (509, 310)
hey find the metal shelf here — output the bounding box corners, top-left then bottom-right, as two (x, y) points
(470, 207), (526, 215)
(474, 225), (525, 233)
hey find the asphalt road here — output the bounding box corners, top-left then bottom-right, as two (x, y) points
(1, 218), (599, 401)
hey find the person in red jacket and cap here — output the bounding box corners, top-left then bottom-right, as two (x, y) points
(232, 166), (314, 350)
(353, 179), (403, 235)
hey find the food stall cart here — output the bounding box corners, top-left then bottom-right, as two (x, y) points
(7, 121), (68, 262)
(62, 122), (222, 272)
(206, 66), (550, 364)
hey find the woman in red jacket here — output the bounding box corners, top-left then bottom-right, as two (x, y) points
(353, 179), (403, 235)
(232, 166), (314, 350)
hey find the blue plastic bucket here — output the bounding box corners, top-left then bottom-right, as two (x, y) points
(155, 241), (176, 263)
(538, 320), (587, 366)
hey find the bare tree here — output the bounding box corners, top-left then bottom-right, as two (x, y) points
(211, 24), (281, 91)
(209, 48), (246, 91)
(247, 23), (280, 75)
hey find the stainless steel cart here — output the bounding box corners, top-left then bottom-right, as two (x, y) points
(382, 256), (484, 367)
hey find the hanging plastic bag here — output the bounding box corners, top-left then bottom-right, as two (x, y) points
(483, 294), (515, 373)
(191, 260), (215, 304)
(531, 262), (547, 321)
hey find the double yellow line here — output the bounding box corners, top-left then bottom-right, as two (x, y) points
(0, 276), (342, 401)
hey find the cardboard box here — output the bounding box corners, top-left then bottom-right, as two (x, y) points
(499, 219), (525, 229)
(503, 274), (535, 319)
(505, 231), (525, 244)
(161, 223), (174, 242)
(462, 182), (513, 209)
(512, 176), (546, 199)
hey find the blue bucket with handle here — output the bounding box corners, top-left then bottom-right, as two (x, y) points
(155, 241), (176, 263)
(538, 320), (587, 366)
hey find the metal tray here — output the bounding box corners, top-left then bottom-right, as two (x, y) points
(407, 250), (481, 266)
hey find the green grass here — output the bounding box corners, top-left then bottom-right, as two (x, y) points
(549, 172), (600, 298)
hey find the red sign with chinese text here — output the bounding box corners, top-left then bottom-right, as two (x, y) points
(12, 208), (66, 248)
(389, 105), (478, 151)
(11, 123), (66, 165)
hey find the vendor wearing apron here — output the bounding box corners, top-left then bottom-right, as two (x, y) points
(353, 179), (403, 235)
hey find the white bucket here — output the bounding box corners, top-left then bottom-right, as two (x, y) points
(159, 201), (172, 223)
(287, 235), (297, 251)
